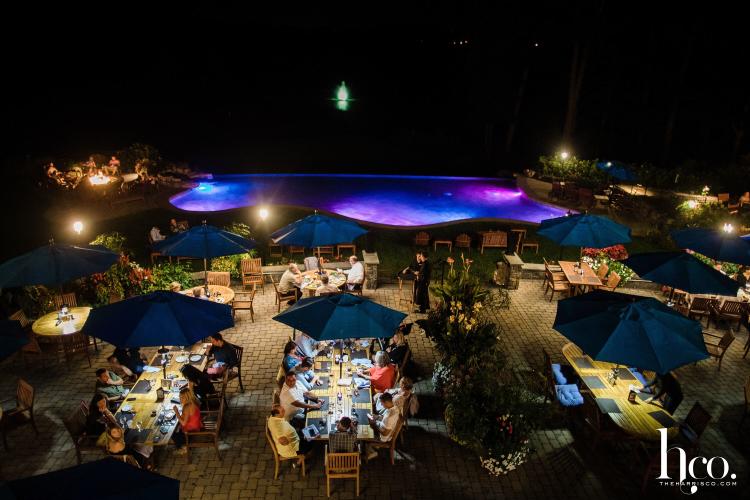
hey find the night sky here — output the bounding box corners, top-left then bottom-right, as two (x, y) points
(4, 4), (749, 178)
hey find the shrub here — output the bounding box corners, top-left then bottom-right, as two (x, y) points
(90, 232), (127, 254)
(147, 262), (195, 291)
(538, 155), (606, 188)
(582, 244), (628, 261)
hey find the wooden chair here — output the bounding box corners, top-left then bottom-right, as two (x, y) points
(325, 444), (360, 497)
(519, 229), (539, 254)
(185, 399), (225, 463)
(1, 379), (39, 450)
(582, 392), (624, 451)
(232, 286), (255, 322)
(148, 233), (171, 265)
(289, 246), (305, 258)
(315, 246), (335, 259)
(702, 329), (735, 370)
(226, 344), (245, 393)
(397, 277), (414, 310)
(543, 257), (562, 272)
(717, 192), (730, 206)
(240, 257), (264, 293)
(207, 370), (229, 411)
(336, 244), (357, 258)
(680, 401), (712, 452)
(595, 262), (609, 282)
(740, 376), (750, 429)
(596, 271), (621, 292)
(366, 416), (404, 464)
(686, 296), (716, 326)
(8, 310), (31, 330)
(270, 275), (297, 312)
(414, 232), (430, 247)
(51, 292), (78, 310)
(641, 447), (687, 493)
(269, 243), (283, 258)
(61, 332), (91, 367)
(454, 233), (471, 253)
(708, 299), (744, 330)
(63, 406), (103, 464)
(266, 417), (306, 479)
(480, 231), (507, 254)
(544, 269), (570, 302)
(206, 271), (230, 287)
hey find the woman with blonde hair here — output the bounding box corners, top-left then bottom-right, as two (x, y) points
(172, 387), (203, 455)
(385, 330), (409, 366)
(356, 351), (397, 393)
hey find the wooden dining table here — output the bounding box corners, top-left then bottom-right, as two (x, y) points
(182, 285), (235, 304)
(562, 342), (678, 441)
(299, 271), (347, 297)
(112, 344), (210, 447)
(305, 343), (376, 442)
(32, 307), (91, 339)
(558, 261), (602, 294)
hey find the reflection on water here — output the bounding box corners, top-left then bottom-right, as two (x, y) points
(169, 174), (568, 226)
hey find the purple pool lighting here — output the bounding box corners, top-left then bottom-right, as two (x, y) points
(169, 174), (568, 226)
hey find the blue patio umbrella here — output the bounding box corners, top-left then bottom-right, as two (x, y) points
(0, 240), (119, 288)
(671, 228), (750, 265)
(81, 290), (233, 348)
(153, 221), (256, 283)
(622, 251), (740, 297)
(0, 320), (28, 361)
(1, 457), (179, 500)
(272, 293), (406, 341)
(270, 213), (368, 248)
(553, 290), (709, 374)
(596, 161), (638, 182)
(538, 213), (632, 248)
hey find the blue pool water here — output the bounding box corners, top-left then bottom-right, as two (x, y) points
(169, 174), (568, 226)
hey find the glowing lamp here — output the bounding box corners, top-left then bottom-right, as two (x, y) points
(722, 223), (734, 233)
(73, 221), (83, 235)
(259, 208), (269, 221)
(559, 151), (570, 160)
(686, 200), (698, 209)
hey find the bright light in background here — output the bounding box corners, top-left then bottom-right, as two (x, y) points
(336, 100), (350, 111)
(606, 161), (612, 167)
(723, 223), (734, 233)
(687, 200), (698, 209)
(73, 221), (83, 235)
(259, 207), (269, 221)
(334, 81), (351, 111)
(559, 151), (570, 160)
(196, 183), (212, 193)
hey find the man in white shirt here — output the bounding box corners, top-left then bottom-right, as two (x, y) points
(366, 392), (400, 460)
(344, 256), (364, 291)
(279, 372), (322, 426)
(267, 404), (312, 460)
(150, 226), (166, 242)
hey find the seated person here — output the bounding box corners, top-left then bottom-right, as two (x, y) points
(180, 364), (217, 409)
(192, 287), (208, 300)
(169, 218), (180, 234)
(374, 377), (415, 417)
(384, 331), (409, 367)
(107, 350), (135, 382)
(86, 393), (117, 437)
(279, 263), (303, 302)
(343, 256), (364, 290)
(171, 388), (203, 455)
(356, 351), (397, 394)
(124, 347), (146, 375)
(207, 333), (238, 376)
(106, 425), (153, 469)
(329, 416), (358, 453)
(169, 281), (182, 292)
(95, 368), (129, 402)
(640, 371), (683, 414)
(279, 372), (323, 426)
(150, 226), (166, 243)
(268, 403), (312, 462)
(315, 274), (340, 296)
(295, 333), (322, 359)
(292, 357), (320, 391)
(282, 340), (303, 372)
(105, 156), (120, 176)
(366, 392), (399, 460)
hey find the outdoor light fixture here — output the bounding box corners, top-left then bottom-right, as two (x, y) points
(259, 207), (269, 221)
(686, 200), (698, 209)
(73, 221), (83, 235)
(606, 162), (612, 167)
(334, 81), (351, 111)
(559, 151), (570, 160)
(723, 223), (734, 233)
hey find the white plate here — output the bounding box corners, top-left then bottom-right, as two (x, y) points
(189, 354), (203, 362)
(163, 410), (176, 420)
(175, 355), (188, 363)
(120, 404), (133, 412)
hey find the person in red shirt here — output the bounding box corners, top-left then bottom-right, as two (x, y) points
(357, 351), (396, 393)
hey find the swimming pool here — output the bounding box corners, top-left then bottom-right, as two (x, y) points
(169, 174), (568, 226)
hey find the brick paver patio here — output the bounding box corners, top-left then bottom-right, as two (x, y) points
(1, 280), (748, 499)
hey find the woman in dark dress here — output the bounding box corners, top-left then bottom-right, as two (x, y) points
(180, 364), (217, 409)
(413, 251), (432, 313)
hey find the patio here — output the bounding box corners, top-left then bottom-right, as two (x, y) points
(1, 280), (747, 499)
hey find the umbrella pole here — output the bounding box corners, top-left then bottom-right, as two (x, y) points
(668, 287), (675, 303)
(340, 339), (344, 378)
(204, 258), (209, 294)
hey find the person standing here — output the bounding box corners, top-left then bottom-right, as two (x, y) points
(413, 251), (432, 313)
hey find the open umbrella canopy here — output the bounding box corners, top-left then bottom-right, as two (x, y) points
(81, 291), (233, 348)
(537, 213), (632, 248)
(622, 251), (740, 296)
(671, 228), (750, 265)
(271, 213), (368, 248)
(273, 293), (406, 341)
(596, 161), (638, 182)
(553, 290), (708, 374)
(0, 320), (28, 361)
(0, 241), (119, 288)
(1, 458), (179, 500)
(153, 222), (255, 259)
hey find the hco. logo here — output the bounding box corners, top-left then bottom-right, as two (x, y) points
(657, 428), (738, 495)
